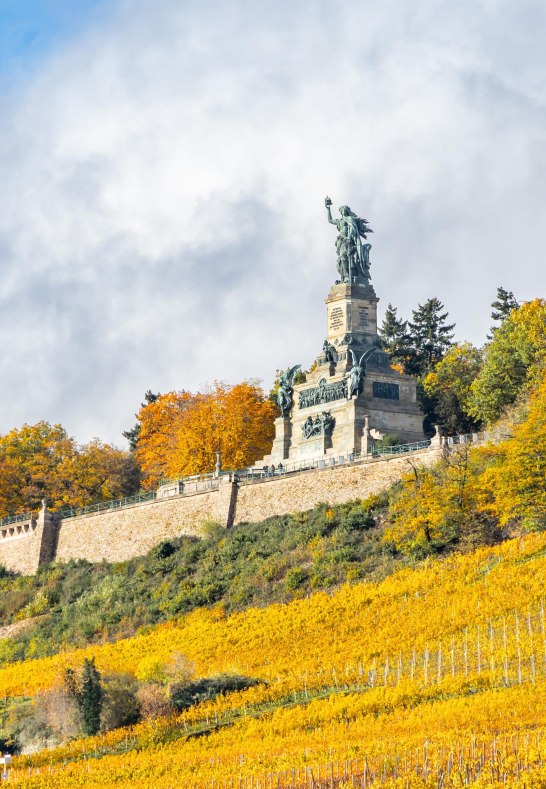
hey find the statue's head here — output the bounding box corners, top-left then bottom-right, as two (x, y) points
(339, 205), (351, 216)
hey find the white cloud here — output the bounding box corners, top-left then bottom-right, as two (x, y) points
(0, 0), (545, 443)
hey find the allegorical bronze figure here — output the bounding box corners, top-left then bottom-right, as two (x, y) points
(325, 196), (373, 284)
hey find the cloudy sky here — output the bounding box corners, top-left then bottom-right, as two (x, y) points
(0, 0), (544, 445)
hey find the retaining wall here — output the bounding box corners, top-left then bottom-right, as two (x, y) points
(0, 446), (444, 575)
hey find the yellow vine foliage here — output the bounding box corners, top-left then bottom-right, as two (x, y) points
(4, 531), (546, 786)
(1, 530), (546, 699)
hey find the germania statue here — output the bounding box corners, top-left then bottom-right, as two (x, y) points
(325, 196), (373, 284)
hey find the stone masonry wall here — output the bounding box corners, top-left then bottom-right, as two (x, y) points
(0, 446), (444, 574)
(0, 508), (56, 575)
(55, 481), (235, 564)
(234, 447), (443, 523)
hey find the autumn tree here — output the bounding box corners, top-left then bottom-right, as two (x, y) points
(135, 391), (199, 488)
(0, 422), (75, 517)
(483, 372), (546, 529)
(469, 298), (546, 424)
(421, 342), (483, 435)
(384, 448), (492, 556)
(0, 422), (138, 518)
(61, 439), (139, 507)
(169, 381), (276, 477)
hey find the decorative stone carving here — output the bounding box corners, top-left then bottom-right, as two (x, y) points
(301, 411), (335, 439)
(299, 378), (347, 409)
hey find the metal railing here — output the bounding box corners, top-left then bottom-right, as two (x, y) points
(157, 472), (215, 489)
(372, 439), (431, 457)
(446, 432), (483, 446)
(58, 491), (157, 519)
(0, 512), (32, 529)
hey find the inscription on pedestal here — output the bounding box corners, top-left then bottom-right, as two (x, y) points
(329, 305), (344, 332)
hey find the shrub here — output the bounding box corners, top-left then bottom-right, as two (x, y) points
(136, 684), (174, 720)
(151, 541), (176, 560)
(283, 567), (308, 591)
(170, 674), (260, 712)
(100, 673), (140, 732)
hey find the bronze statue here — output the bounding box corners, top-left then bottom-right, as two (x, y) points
(325, 197), (373, 284)
(277, 365), (301, 416)
(345, 347), (378, 399)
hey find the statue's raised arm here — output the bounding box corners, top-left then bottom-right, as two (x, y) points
(324, 196), (338, 227)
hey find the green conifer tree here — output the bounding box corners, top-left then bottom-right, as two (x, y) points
(79, 658), (103, 736)
(379, 304), (410, 367)
(488, 286), (518, 337)
(65, 658), (104, 736)
(123, 390), (160, 450)
(407, 298), (455, 376)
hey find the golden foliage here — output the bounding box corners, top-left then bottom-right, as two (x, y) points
(0, 423), (133, 518)
(136, 382), (275, 485)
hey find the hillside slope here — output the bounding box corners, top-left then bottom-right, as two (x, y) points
(2, 529), (546, 786)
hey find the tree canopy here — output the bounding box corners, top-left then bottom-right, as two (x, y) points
(136, 381), (276, 485)
(0, 423), (137, 518)
(469, 298), (546, 424)
(407, 297), (455, 376)
(422, 342), (483, 435)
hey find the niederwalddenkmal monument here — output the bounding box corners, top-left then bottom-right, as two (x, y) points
(260, 197), (424, 466)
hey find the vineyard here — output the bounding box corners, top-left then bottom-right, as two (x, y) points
(0, 529), (545, 786)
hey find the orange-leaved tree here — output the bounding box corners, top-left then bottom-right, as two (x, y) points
(0, 422), (74, 517)
(0, 422), (136, 517)
(168, 381), (276, 478)
(135, 391), (200, 488)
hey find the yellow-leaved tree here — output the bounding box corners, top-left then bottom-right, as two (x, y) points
(0, 422), (136, 518)
(482, 372), (546, 529)
(384, 448), (494, 556)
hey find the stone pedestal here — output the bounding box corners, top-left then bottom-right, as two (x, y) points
(326, 282), (379, 359)
(261, 417), (292, 464)
(256, 267), (425, 469)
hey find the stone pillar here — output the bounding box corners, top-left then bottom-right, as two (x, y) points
(36, 500), (59, 566)
(361, 415), (372, 455)
(214, 452), (222, 478)
(211, 475), (239, 529)
(429, 424), (443, 449)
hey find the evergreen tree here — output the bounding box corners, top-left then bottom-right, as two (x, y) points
(123, 390), (159, 451)
(64, 658), (104, 736)
(78, 658), (103, 736)
(407, 298), (455, 376)
(379, 304), (410, 367)
(489, 286), (518, 337)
